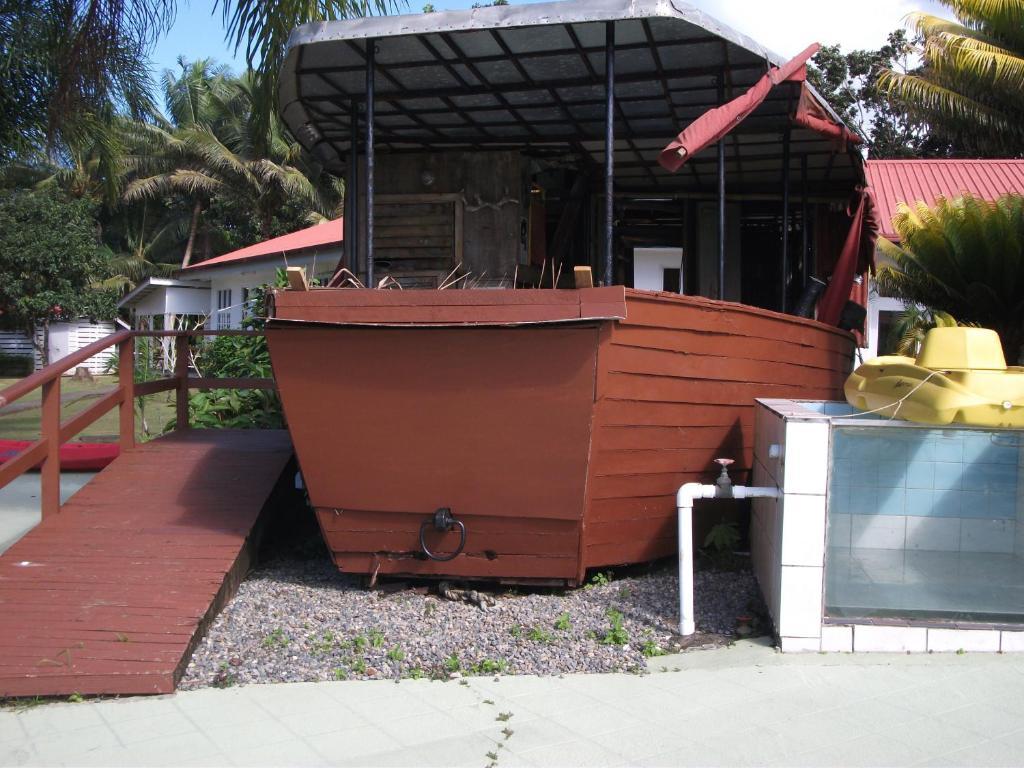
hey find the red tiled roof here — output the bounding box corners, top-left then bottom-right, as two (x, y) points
(183, 217), (343, 270)
(866, 159), (1024, 240)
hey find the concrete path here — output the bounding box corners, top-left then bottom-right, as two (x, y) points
(3, 638), (1023, 767)
(0, 473), (94, 554)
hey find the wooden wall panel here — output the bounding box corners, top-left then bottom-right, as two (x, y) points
(582, 289), (854, 569)
(269, 323), (598, 584)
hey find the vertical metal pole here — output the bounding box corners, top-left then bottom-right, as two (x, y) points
(780, 129), (791, 312)
(801, 153), (810, 286)
(349, 100), (359, 275)
(603, 21), (615, 287)
(365, 40), (376, 288)
(717, 77), (726, 301)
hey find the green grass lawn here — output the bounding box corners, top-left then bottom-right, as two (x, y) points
(0, 375), (176, 443)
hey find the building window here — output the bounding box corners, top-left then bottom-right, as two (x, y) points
(662, 267), (681, 293)
(876, 309), (902, 356)
(216, 289), (233, 329)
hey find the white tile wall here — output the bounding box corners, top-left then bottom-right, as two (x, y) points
(828, 513), (852, 550)
(905, 517), (961, 552)
(926, 628), (1000, 653)
(778, 565), (824, 639)
(851, 515), (907, 550)
(820, 625), (853, 652)
(780, 636), (821, 652)
(960, 519), (1015, 554)
(853, 625), (928, 652)
(1016, 444), (1024, 556)
(781, 495), (826, 567)
(1000, 631), (1024, 651)
(782, 422), (830, 495)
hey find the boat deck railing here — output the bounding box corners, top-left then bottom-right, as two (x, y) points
(0, 329), (275, 518)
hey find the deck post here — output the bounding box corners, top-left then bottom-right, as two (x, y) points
(119, 335), (135, 451)
(603, 21), (615, 287)
(175, 335), (189, 431)
(40, 377), (60, 518)
(801, 153), (810, 285)
(780, 128), (791, 312)
(365, 40), (376, 288)
(717, 75), (726, 301)
(348, 99), (359, 275)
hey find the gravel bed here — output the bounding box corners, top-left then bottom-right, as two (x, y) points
(180, 551), (764, 690)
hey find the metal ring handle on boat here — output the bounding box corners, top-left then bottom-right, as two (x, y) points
(419, 508), (466, 562)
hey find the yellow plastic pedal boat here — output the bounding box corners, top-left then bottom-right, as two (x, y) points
(845, 327), (1024, 428)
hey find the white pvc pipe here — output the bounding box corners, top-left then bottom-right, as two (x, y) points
(676, 482), (779, 636)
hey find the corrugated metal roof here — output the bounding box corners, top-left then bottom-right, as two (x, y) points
(183, 218), (343, 272)
(278, 0), (863, 196)
(866, 159), (1024, 240)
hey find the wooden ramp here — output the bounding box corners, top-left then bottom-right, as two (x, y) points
(0, 429), (293, 697)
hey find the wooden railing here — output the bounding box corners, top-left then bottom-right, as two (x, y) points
(0, 329), (275, 519)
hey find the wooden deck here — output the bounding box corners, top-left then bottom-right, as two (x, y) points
(0, 429), (293, 697)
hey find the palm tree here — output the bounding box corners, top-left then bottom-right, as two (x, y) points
(888, 306), (963, 357)
(123, 68), (341, 267)
(876, 194), (1024, 364)
(1, 1), (402, 163)
(101, 205), (181, 291)
(879, 0), (1024, 154)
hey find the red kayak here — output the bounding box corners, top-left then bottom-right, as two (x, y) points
(0, 440), (119, 472)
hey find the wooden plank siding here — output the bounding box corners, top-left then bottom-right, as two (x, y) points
(267, 322), (599, 583)
(267, 286), (854, 585)
(0, 429), (293, 697)
(580, 290), (853, 571)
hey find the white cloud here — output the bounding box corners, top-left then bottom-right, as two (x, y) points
(689, 0), (947, 56)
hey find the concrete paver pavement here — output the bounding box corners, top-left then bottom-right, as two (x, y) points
(3, 638), (1024, 766)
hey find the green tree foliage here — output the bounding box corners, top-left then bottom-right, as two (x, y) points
(879, 0), (1024, 155)
(183, 280), (282, 429)
(0, 188), (117, 363)
(888, 306), (964, 357)
(123, 62), (342, 268)
(876, 194), (1024, 364)
(808, 31), (956, 157)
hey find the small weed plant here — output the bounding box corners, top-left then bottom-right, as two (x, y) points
(553, 612), (571, 631)
(527, 625), (554, 644)
(386, 646), (405, 662)
(641, 639), (666, 658)
(262, 628), (289, 650)
(601, 608), (629, 645)
(369, 629), (385, 648)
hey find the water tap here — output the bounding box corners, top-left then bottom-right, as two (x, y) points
(714, 458), (734, 498)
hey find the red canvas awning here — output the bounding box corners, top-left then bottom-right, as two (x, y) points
(816, 187), (880, 327)
(792, 85), (862, 150)
(658, 44), (820, 173)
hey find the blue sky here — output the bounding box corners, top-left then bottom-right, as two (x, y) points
(149, 0), (944, 90)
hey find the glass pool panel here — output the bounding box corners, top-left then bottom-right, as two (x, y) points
(825, 426), (1024, 623)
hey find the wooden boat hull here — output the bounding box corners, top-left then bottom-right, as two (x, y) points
(267, 287), (853, 585)
(0, 440), (118, 472)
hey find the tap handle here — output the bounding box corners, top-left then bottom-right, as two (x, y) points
(714, 458), (735, 468)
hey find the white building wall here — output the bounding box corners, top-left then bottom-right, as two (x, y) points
(196, 250), (340, 329)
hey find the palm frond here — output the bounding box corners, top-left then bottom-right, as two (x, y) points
(878, 69), (1017, 134)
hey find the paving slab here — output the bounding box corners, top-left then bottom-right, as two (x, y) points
(4, 638), (1024, 766)
(0, 473), (93, 554)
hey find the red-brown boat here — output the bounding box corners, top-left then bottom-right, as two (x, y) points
(267, 0), (872, 584)
(267, 287), (852, 584)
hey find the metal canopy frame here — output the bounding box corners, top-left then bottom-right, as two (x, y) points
(280, 0), (863, 197)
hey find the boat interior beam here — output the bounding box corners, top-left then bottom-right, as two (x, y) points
(365, 39), (376, 287)
(781, 127), (791, 311)
(604, 20), (615, 286)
